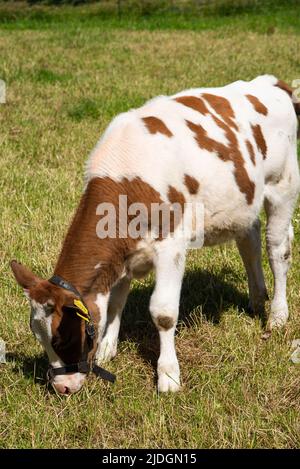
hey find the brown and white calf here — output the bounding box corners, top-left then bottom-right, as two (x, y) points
(11, 75), (300, 394)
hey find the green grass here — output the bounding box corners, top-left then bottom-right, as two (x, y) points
(1, 1), (300, 449)
(67, 98), (102, 121)
(0, 1), (300, 33)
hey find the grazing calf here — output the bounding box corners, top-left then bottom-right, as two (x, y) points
(11, 75), (300, 394)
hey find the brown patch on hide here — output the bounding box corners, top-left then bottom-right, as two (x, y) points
(168, 185), (186, 209)
(175, 95), (209, 115)
(251, 124), (267, 160)
(184, 174), (200, 194)
(186, 116), (255, 205)
(245, 94), (268, 115)
(245, 139), (256, 165)
(156, 315), (174, 330)
(55, 177), (185, 295)
(201, 93), (239, 131)
(142, 116), (173, 137)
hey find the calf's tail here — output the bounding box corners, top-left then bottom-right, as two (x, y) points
(275, 79), (300, 113)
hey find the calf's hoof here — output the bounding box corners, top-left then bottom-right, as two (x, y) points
(95, 341), (117, 364)
(268, 306), (288, 329)
(157, 362), (180, 393)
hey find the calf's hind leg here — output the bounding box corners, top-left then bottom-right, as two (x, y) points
(236, 219), (268, 319)
(264, 160), (300, 329)
(264, 197), (296, 329)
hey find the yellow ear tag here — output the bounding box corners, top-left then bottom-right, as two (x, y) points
(74, 299), (89, 322)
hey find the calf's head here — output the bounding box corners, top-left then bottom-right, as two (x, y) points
(10, 260), (96, 395)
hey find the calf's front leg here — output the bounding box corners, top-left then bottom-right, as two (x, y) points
(150, 240), (186, 392)
(95, 276), (131, 364)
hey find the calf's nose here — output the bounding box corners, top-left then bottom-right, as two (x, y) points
(53, 383), (70, 395)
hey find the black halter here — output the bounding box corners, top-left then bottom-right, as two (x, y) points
(48, 275), (116, 384)
(47, 361), (116, 383)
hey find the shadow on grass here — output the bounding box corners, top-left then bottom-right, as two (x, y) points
(7, 351), (49, 386)
(8, 266), (250, 385)
(120, 267), (250, 369)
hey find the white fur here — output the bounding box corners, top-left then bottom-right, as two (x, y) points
(29, 300), (85, 394)
(96, 277), (131, 364)
(84, 75), (300, 391)
(94, 292), (111, 363)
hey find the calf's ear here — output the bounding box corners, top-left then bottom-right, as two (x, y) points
(10, 260), (41, 290)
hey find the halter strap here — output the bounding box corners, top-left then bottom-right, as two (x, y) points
(49, 275), (82, 298)
(48, 275), (116, 384)
(49, 275), (95, 337)
(47, 361), (116, 383)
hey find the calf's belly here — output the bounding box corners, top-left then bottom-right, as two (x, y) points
(203, 208), (260, 246)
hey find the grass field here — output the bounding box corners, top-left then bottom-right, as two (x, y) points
(1, 1), (300, 449)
